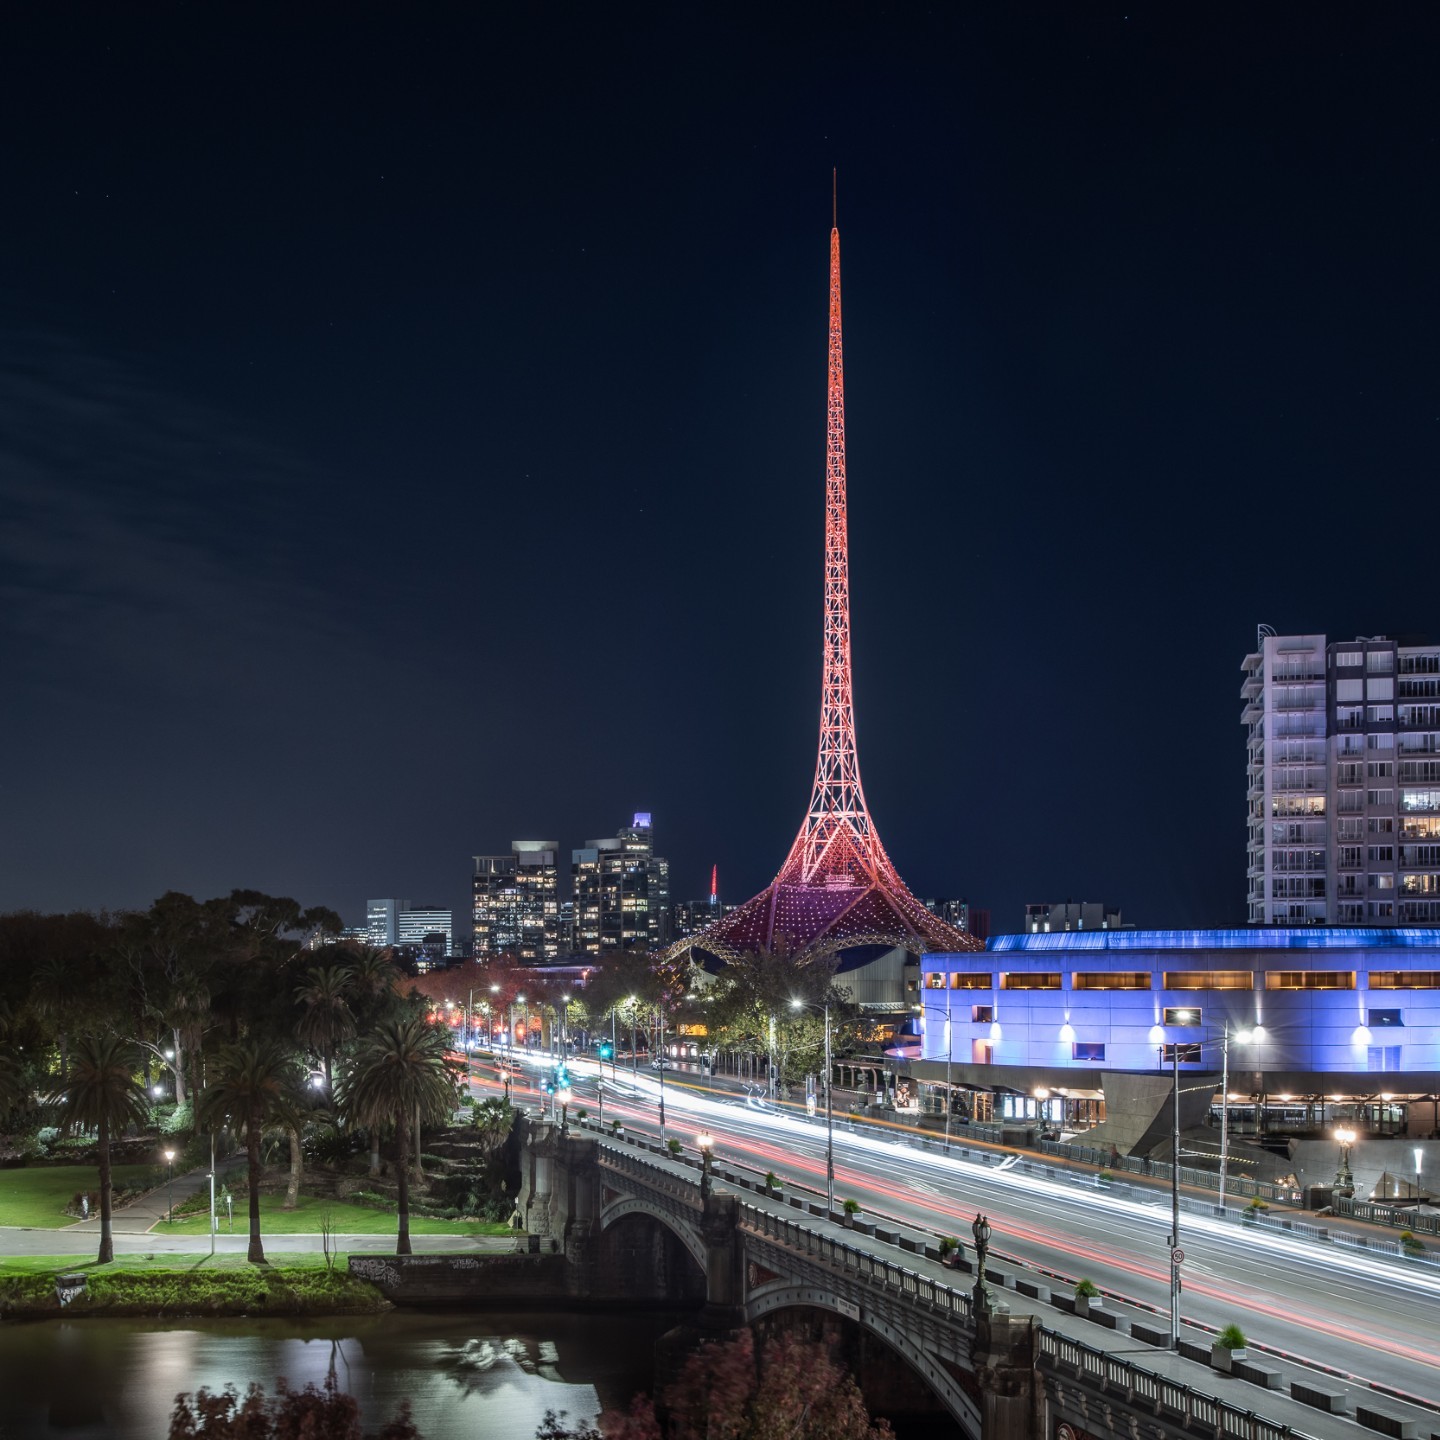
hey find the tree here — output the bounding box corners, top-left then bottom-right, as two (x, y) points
(48, 1033), (149, 1263)
(196, 1040), (305, 1264)
(339, 1014), (461, 1254)
(169, 1374), (419, 1439)
(539, 1328), (893, 1440)
(296, 964), (356, 1090)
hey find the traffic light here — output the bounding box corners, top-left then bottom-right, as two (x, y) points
(555, 1064), (571, 1090)
(597, 1042), (614, 1060)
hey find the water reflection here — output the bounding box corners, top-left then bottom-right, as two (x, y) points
(0, 1311), (677, 1439)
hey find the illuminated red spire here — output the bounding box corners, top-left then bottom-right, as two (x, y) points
(686, 197), (979, 962)
(710, 864), (718, 905)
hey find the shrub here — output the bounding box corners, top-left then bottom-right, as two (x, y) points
(842, 1197), (861, 1216)
(609, 1119), (622, 1133)
(1400, 1230), (1425, 1253)
(764, 1170), (781, 1193)
(1244, 1197), (1270, 1218)
(1074, 1278), (1100, 1299)
(36, 1126), (60, 1152)
(1097, 1169), (1113, 1183)
(1217, 1322), (1247, 1351)
(574, 1108), (588, 1122)
(937, 1235), (960, 1259)
(160, 1101), (194, 1136)
(665, 1137), (682, 1156)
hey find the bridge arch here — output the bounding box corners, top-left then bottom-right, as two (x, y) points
(745, 1283), (981, 1440)
(599, 1194), (709, 1272)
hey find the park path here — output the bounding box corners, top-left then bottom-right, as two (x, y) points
(59, 1156), (247, 1237)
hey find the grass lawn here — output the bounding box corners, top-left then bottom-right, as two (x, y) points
(0, 1252), (349, 1276)
(163, 1191), (510, 1237)
(0, 1164), (157, 1228)
(0, 1252), (385, 1316)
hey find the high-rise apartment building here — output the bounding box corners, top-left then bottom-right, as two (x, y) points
(1021, 900), (1119, 935)
(472, 841), (561, 961)
(366, 898), (407, 948)
(366, 899), (453, 958)
(1242, 629), (1440, 925)
(923, 898), (992, 941)
(572, 813), (671, 953)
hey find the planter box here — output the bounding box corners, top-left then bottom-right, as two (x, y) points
(1210, 1344), (1247, 1372)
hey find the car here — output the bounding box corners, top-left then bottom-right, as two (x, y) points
(650, 1056), (670, 1069)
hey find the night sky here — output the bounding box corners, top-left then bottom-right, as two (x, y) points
(4, 7), (1438, 936)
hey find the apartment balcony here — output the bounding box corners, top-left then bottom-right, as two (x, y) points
(1240, 673), (1263, 700)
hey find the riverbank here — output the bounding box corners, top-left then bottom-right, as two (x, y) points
(0, 1254), (390, 1320)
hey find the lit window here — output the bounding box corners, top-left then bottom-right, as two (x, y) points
(1072, 972), (1150, 991)
(1072, 1042), (1105, 1062)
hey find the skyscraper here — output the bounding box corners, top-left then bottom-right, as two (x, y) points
(473, 841), (561, 960)
(572, 813), (670, 953)
(1242, 628), (1440, 925)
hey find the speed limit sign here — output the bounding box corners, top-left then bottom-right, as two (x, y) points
(1171, 1247), (1185, 1264)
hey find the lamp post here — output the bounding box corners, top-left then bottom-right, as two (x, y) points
(610, 1007), (618, 1080)
(1334, 1126), (1356, 1196)
(697, 1129), (714, 1200)
(971, 1212), (993, 1316)
(658, 1001), (667, 1142)
(768, 1013), (777, 1100)
(163, 1147), (176, 1224)
(628, 995), (640, 1082)
(1217, 1023), (1263, 1213)
(1416, 1146), (1424, 1200)
(792, 995), (835, 1217)
(921, 998), (953, 1154)
(466, 987), (475, 1093)
(1167, 1038), (1180, 1351)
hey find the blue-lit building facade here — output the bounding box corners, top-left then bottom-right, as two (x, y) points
(915, 928), (1440, 1144)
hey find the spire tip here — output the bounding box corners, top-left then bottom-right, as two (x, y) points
(832, 168), (837, 229)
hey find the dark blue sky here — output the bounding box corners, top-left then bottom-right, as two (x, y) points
(2, 6), (1437, 934)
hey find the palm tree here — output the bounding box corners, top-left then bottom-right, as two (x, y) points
(295, 965), (355, 1091)
(49, 1034), (149, 1263)
(196, 1040), (304, 1263)
(339, 1015), (460, 1254)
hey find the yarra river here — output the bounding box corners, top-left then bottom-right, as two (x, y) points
(0, 1309), (683, 1439)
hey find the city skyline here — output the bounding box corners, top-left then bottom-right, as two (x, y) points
(3, 10), (1438, 932)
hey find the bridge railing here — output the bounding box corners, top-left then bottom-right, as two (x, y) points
(1037, 1331), (1304, 1440)
(739, 1201), (973, 1323)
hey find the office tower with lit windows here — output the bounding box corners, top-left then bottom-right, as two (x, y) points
(572, 813), (671, 953)
(472, 841), (561, 961)
(1242, 629), (1440, 925)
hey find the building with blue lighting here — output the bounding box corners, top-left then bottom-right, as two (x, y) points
(913, 928), (1440, 1156)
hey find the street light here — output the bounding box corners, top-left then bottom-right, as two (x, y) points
(697, 1129), (714, 1200)
(971, 1212), (993, 1316)
(920, 996), (954, 1154)
(1217, 1023), (1263, 1213)
(1334, 1127), (1357, 1196)
(1416, 1146), (1424, 1200)
(792, 995), (835, 1217)
(163, 1148), (176, 1223)
(658, 1000), (667, 1143)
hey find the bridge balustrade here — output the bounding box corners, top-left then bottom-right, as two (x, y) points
(1037, 1331), (1296, 1440)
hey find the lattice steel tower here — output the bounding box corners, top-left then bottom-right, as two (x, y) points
(688, 201), (979, 962)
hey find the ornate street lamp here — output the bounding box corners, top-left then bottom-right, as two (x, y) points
(697, 1130), (714, 1200)
(971, 1212), (992, 1316)
(1334, 1126), (1356, 1196)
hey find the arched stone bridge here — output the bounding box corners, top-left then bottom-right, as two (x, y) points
(514, 1124), (1319, 1440)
